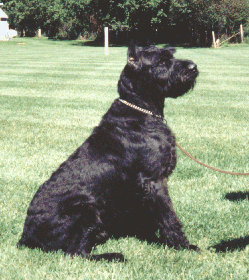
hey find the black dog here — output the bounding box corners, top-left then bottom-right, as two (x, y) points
(18, 44), (199, 261)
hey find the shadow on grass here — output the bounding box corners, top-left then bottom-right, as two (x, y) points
(224, 191), (249, 202)
(70, 40), (205, 48)
(71, 40), (129, 47)
(210, 192), (249, 252)
(210, 236), (249, 252)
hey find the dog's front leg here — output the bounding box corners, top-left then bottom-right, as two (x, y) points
(138, 175), (199, 251)
(156, 179), (200, 251)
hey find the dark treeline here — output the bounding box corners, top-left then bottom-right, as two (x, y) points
(3, 0), (249, 46)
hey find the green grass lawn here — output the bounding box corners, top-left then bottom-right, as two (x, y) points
(0, 37), (249, 279)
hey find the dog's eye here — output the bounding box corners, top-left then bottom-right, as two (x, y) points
(159, 61), (168, 66)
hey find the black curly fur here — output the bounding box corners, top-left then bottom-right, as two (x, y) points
(17, 44), (199, 261)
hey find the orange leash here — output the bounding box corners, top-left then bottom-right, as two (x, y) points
(176, 143), (249, 176)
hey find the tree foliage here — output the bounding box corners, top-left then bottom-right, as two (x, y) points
(2, 0), (249, 44)
(87, 0), (171, 43)
(3, 0), (41, 36)
(42, 0), (90, 39)
(3, 0), (90, 39)
(87, 0), (249, 45)
(182, 0), (249, 36)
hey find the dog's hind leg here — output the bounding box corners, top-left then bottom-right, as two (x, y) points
(65, 226), (125, 262)
(60, 196), (126, 262)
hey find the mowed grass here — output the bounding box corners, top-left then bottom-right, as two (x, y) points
(0, 37), (249, 279)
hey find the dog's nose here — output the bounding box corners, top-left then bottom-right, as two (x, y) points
(188, 63), (197, 70)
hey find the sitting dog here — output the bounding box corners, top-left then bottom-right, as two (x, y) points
(17, 43), (199, 261)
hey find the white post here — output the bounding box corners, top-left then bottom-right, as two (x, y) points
(38, 29), (41, 37)
(104, 27), (108, 55)
(212, 31), (216, 48)
(240, 24), (244, 43)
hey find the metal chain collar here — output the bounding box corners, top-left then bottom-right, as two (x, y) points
(118, 99), (163, 120)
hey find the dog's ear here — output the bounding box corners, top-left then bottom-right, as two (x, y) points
(127, 41), (140, 68)
(161, 47), (176, 58)
(128, 40), (138, 57)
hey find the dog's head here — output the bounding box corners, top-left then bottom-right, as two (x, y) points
(119, 43), (198, 99)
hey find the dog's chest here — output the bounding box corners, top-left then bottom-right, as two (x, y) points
(136, 120), (176, 178)
(143, 119), (174, 152)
